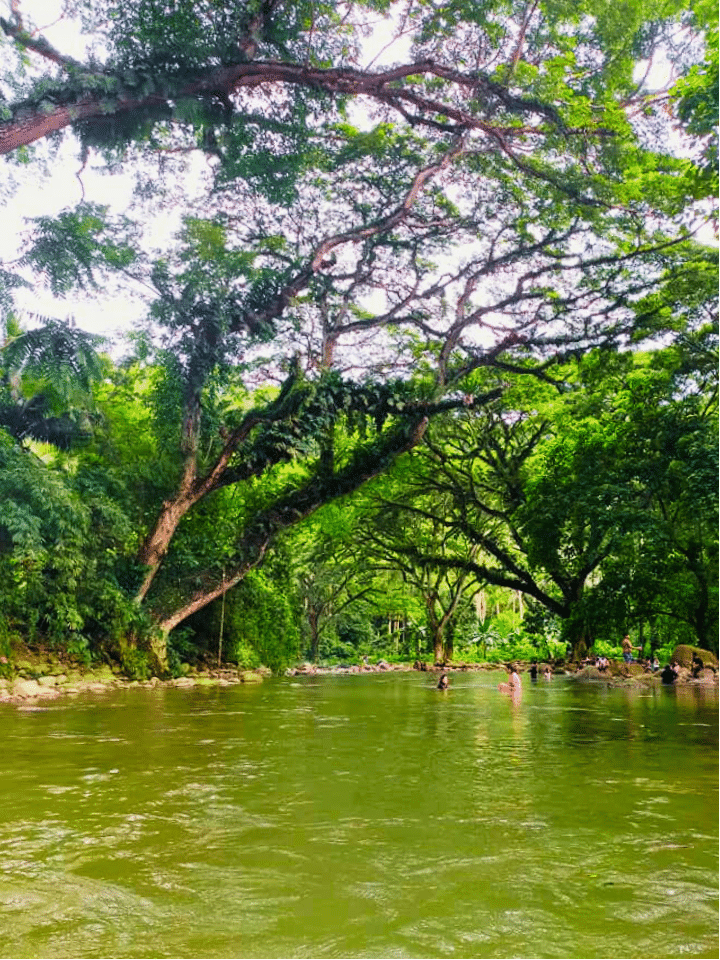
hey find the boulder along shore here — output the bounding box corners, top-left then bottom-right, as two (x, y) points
(0, 651), (270, 706)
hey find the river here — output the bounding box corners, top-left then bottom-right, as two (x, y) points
(0, 671), (717, 959)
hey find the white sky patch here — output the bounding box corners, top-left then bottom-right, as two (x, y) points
(13, 0), (93, 57)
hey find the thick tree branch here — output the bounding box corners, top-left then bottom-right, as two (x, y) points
(399, 547), (568, 618)
(154, 416), (430, 632)
(0, 56), (590, 156)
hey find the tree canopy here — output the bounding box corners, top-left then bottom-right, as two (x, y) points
(366, 345), (717, 651)
(0, 0), (716, 671)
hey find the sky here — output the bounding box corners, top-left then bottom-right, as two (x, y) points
(2, 141), (144, 343)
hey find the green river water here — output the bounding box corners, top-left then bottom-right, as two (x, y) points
(0, 671), (717, 959)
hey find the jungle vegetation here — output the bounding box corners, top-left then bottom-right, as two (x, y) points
(0, 0), (716, 675)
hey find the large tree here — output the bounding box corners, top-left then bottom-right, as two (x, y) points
(373, 338), (718, 653)
(349, 466), (482, 664)
(0, 0), (713, 666)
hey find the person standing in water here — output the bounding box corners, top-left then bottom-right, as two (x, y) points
(498, 663), (521, 695)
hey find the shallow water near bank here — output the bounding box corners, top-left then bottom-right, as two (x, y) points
(0, 672), (716, 959)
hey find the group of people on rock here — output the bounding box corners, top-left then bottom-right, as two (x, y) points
(659, 655), (713, 683)
(613, 644), (661, 672)
(621, 634), (714, 681)
(578, 654), (611, 672)
(435, 646), (712, 692)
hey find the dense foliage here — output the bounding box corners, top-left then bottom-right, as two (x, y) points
(0, 1), (716, 672)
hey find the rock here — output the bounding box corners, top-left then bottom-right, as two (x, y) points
(575, 666), (600, 680)
(376, 660), (390, 670)
(92, 666), (117, 683)
(12, 679), (42, 697)
(671, 645), (719, 671)
(620, 663), (647, 678)
(172, 676), (196, 687)
(241, 671), (264, 683)
(11, 678), (59, 698)
(36, 675), (58, 687)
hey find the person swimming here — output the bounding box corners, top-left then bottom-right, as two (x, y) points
(437, 673), (449, 690)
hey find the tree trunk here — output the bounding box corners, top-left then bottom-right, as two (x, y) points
(309, 608), (320, 663)
(157, 547), (268, 634)
(135, 490), (198, 601)
(147, 631), (171, 677)
(149, 416), (431, 637)
(443, 631), (454, 663)
(426, 596), (445, 665)
(688, 556), (712, 651)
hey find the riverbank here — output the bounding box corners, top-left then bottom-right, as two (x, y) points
(0, 646), (716, 706)
(288, 653), (720, 690)
(0, 649), (271, 706)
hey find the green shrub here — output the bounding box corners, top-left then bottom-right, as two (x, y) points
(165, 626), (199, 677)
(590, 639), (623, 659)
(120, 645), (151, 680)
(222, 569), (301, 674)
(654, 643), (675, 665)
(231, 640), (262, 670)
(456, 626), (564, 664)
